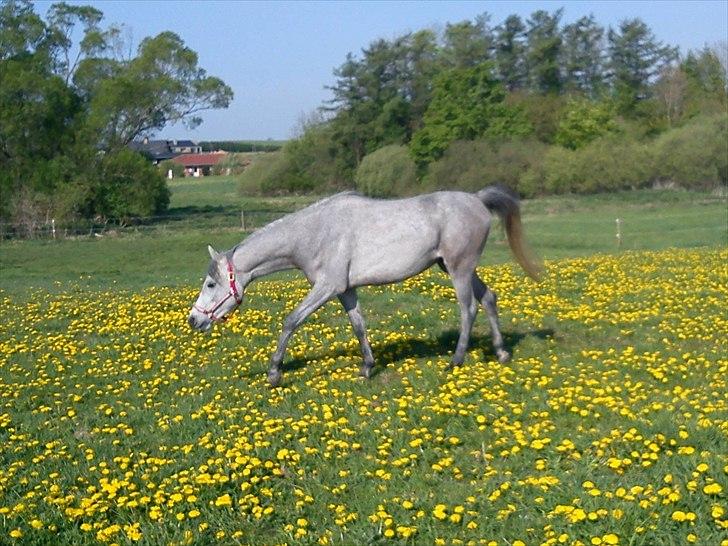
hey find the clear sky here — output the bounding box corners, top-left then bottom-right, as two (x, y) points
(38, 1), (728, 141)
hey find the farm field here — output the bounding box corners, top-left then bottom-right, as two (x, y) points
(0, 185), (726, 545)
(0, 247), (726, 545)
(0, 184), (725, 296)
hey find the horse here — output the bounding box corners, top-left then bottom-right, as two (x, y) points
(188, 185), (541, 386)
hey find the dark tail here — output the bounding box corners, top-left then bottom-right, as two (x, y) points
(476, 185), (543, 281)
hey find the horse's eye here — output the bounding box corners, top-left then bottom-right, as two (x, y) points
(206, 282), (216, 289)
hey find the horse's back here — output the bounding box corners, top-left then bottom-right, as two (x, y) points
(306, 191), (492, 286)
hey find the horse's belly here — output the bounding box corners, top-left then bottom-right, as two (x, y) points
(348, 234), (438, 287)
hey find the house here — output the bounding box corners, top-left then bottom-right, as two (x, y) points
(169, 139), (202, 154)
(171, 151), (228, 177)
(128, 138), (202, 164)
(128, 138), (179, 164)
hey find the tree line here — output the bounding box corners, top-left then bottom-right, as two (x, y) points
(0, 1), (232, 234)
(240, 10), (727, 197)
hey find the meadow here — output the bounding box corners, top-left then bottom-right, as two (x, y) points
(0, 181), (726, 545)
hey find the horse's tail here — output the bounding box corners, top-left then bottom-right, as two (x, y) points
(476, 185), (543, 281)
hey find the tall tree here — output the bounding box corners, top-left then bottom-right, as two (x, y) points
(84, 31), (233, 151)
(0, 1), (232, 225)
(561, 14), (605, 96)
(410, 63), (531, 164)
(525, 9), (564, 94)
(442, 13), (493, 68)
(493, 15), (527, 91)
(326, 31), (440, 169)
(607, 18), (678, 113)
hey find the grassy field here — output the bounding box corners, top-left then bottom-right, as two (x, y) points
(0, 183), (726, 545)
(0, 181), (725, 296)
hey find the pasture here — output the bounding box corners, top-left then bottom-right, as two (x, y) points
(0, 183), (726, 545)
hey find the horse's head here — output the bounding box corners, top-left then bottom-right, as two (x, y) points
(188, 245), (243, 332)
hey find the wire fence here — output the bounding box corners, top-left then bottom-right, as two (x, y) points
(0, 209), (290, 241)
(1, 207), (725, 246)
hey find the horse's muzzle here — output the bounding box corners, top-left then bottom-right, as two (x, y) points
(188, 313), (212, 332)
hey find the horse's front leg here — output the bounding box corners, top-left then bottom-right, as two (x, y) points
(338, 288), (375, 378)
(268, 283), (336, 387)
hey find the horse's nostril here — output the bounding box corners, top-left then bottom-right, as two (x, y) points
(188, 315), (198, 329)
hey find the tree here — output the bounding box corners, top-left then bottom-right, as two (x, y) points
(83, 31), (233, 151)
(410, 63), (531, 163)
(555, 98), (618, 149)
(653, 66), (688, 127)
(0, 1), (231, 227)
(525, 9), (564, 94)
(607, 18), (678, 113)
(561, 15), (605, 96)
(442, 14), (493, 68)
(494, 15), (527, 91)
(326, 31), (440, 173)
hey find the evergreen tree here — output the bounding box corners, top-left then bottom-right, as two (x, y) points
(525, 9), (564, 94)
(561, 14), (605, 96)
(442, 13), (493, 68)
(494, 15), (527, 91)
(607, 18), (678, 113)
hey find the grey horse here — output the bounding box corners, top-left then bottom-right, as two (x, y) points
(188, 186), (541, 386)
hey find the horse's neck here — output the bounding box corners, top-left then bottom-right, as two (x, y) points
(231, 220), (298, 283)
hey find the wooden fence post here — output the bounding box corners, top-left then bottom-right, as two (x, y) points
(616, 218), (622, 248)
(240, 210), (246, 231)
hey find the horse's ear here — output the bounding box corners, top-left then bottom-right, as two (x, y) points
(207, 245), (219, 260)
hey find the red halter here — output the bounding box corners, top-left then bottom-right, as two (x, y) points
(193, 259), (243, 322)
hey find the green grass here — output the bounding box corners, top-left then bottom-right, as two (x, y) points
(0, 247), (725, 545)
(0, 182), (726, 544)
(1, 185), (725, 297)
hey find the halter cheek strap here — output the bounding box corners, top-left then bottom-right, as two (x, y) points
(194, 259), (243, 322)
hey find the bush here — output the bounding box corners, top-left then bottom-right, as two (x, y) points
(237, 123), (350, 196)
(534, 135), (653, 195)
(422, 139), (548, 197)
(354, 145), (418, 197)
(159, 160), (185, 179)
(555, 98), (618, 149)
(91, 149), (170, 218)
(650, 114), (727, 190)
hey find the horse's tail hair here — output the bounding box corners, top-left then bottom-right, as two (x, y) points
(476, 185), (543, 282)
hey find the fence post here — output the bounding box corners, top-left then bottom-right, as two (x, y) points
(615, 218), (622, 248)
(240, 210), (246, 231)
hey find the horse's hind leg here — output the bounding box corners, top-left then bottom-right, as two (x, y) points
(268, 283), (336, 387)
(449, 268), (479, 368)
(338, 288), (375, 378)
(472, 273), (510, 363)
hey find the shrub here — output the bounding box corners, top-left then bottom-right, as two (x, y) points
(555, 98), (618, 149)
(159, 160), (185, 179)
(650, 114), (727, 190)
(423, 139), (548, 197)
(94, 149), (170, 218)
(539, 135), (653, 194)
(354, 145), (418, 197)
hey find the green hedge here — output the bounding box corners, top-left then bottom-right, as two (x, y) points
(354, 145), (417, 197)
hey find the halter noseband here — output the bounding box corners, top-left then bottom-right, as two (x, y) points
(193, 259), (243, 322)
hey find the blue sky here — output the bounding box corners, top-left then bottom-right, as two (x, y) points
(38, 1), (728, 141)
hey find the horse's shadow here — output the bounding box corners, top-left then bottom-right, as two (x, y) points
(274, 327), (555, 378)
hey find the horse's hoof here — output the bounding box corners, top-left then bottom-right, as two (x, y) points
(359, 365), (374, 379)
(496, 349), (511, 364)
(267, 369), (282, 387)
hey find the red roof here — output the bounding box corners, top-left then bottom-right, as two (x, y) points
(171, 152), (226, 167)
